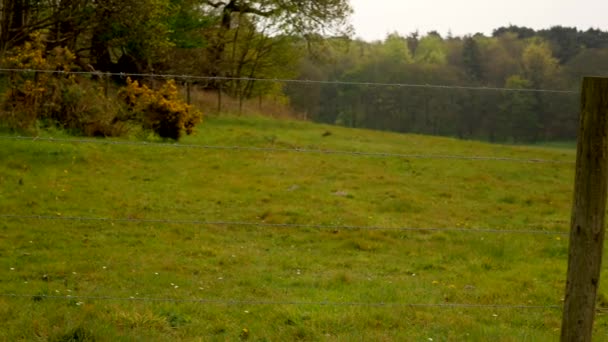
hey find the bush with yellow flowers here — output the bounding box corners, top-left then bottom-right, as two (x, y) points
(0, 32), (77, 131)
(0, 32), (128, 136)
(1, 32), (201, 139)
(119, 78), (202, 140)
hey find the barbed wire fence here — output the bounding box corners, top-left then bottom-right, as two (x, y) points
(0, 136), (574, 164)
(0, 67), (583, 140)
(0, 214), (569, 235)
(0, 68), (577, 324)
(0, 293), (561, 310)
(0, 67), (583, 146)
(0, 68), (580, 93)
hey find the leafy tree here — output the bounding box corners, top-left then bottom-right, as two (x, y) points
(221, 14), (302, 107)
(167, 0), (214, 49)
(88, 0), (175, 73)
(202, 0), (352, 35)
(578, 28), (608, 49)
(462, 36), (483, 82)
(381, 33), (413, 64)
(0, 0), (95, 53)
(501, 75), (539, 142)
(492, 25), (536, 39)
(538, 26), (581, 63)
(476, 33), (522, 86)
(414, 34), (447, 64)
(522, 40), (559, 88)
(406, 31), (420, 56)
(201, 0), (352, 78)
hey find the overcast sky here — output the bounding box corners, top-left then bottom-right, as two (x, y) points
(349, 0), (608, 41)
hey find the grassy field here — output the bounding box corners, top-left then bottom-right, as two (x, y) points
(0, 115), (606, 341)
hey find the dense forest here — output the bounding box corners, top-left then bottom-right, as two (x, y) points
(1, 0), (608, 142)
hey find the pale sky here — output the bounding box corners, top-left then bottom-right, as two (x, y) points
(350, 0), (608, 41)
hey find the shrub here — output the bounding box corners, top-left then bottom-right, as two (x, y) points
(119, 78), (202, 140)
(0, 32), (125, 136)
(0, 32), (76, 132)
(55, 80), (128, 137)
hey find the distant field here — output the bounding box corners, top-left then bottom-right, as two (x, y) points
(1, 115), (606, 341)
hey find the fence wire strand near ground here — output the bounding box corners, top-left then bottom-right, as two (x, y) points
(0, 293), (561, 310)
(0, 136), (574, 165)
(0, 214), (569, 236)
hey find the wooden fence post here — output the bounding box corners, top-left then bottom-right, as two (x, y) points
(217, 83), (223, 114)
(104, 73), (110, 98)
(561, 77), (608, 341)
(186, 81), (191, 105)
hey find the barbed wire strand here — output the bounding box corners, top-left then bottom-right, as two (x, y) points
(0, 214), (569, 236)
(0, 294), (561, 310)
(0, 136), (574, 165)
(0, 68), (578, 94)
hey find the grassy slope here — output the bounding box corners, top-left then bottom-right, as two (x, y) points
(0, 115), (605, 341)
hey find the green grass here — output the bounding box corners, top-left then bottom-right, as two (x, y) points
(1, 115), (606, 341)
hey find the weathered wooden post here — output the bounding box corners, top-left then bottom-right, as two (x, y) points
(561, 77), (608, 341)
(186, 81), (191, 105)
(217, 82), (223, 114)
(104, 73), (110, 98)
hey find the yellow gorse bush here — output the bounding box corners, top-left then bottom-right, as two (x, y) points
(1, 32), (202, 139)
(2, 34), (75, 71)
(1, 32), (78, 131)
(119, 77), (202, 140)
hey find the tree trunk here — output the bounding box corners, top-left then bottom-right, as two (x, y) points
(1, 0), (29, 51)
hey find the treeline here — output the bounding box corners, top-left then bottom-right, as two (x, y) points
(288, 27), (608, 142)
(1, 1), (607, 142)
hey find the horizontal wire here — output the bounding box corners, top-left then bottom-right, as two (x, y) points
(0, 214), (569, 236)
(0, 68), (579, 94)
(0, 293), (561, 310)
(0, 136), (574, 164)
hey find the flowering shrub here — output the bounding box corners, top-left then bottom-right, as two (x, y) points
(1, 33), (202, 139)
(0, 33), (128, 136)
(119, 78), (202, 140)
(1, 33), (77, 131)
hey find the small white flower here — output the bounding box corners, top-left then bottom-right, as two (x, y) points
(218, 277), (223, 280)
(102, 266), (107, 270)
(492, 314), (498, 317)
(244, 310), (250, 314)
(155, 272), (159, 275)
(76, 302), (84, 306)
(72, 272), (77, 275)
(174, 285), (179, 289)
(10, 268), (14, 271)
